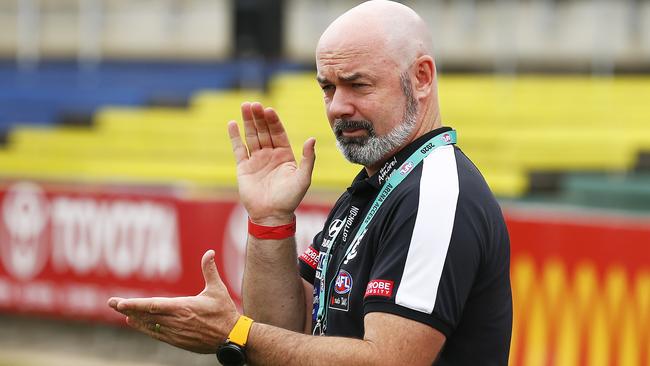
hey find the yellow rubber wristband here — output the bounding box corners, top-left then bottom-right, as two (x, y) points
(227, 315), (254, 347)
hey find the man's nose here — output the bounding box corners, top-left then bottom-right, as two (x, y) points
(328, 88), (355, 120)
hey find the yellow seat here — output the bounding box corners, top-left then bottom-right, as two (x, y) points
(1, 74), (648, 198)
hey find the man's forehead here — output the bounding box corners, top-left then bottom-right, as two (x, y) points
(316, 45), (372, 66)
(316, 46), (391, 82)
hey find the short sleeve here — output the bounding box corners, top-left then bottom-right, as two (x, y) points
(299, 231), (324, 283)
(363, 183), (482, 337)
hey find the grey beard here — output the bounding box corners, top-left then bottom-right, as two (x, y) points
(334, 115), (417, 167)
(334, 75), (419, 167)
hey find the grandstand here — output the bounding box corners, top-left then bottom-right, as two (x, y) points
(2, 73), (649, 201)
(0, 1), (649, 366)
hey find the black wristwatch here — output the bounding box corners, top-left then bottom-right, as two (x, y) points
(217, 342), (246, 366)
(216, 316), (254, 366)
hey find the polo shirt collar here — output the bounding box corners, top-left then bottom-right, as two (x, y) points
(348, 126), (454, 192)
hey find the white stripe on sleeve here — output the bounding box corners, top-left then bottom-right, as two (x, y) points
(395, 145), (459, 314)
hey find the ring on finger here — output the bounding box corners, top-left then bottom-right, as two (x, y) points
(154, 323), (161, 333)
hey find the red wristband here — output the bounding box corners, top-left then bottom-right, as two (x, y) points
(248, 217), (296, 240)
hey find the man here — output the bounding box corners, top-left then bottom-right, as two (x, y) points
(108, 1), (512, 365)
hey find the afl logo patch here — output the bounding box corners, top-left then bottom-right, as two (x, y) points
(442, 133), (452, 143)
(334, 270), (353, 294)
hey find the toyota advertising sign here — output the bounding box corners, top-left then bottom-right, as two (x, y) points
(0, 181), (326, 322)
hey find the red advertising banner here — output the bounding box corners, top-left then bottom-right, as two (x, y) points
(0, 181), (328, 323)
(1, 181), (649, 365)
(505, 207), (650, 366)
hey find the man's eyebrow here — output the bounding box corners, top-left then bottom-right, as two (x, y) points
(339, 72), (363, 82)
(317, 73), (367, 84)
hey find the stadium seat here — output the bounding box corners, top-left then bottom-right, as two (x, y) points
(0, 73), (649, 198)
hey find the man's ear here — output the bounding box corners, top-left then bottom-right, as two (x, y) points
(412, 55), (435, 99)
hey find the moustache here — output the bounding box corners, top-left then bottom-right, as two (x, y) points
(333, 119), (376, 138)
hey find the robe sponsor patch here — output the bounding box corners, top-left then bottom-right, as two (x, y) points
(299, 246), (320, 269)
(364, 279), (394, 298)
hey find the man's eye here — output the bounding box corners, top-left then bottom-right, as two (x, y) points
(321, 85), (335, 92)
(352, 83), (369, 88)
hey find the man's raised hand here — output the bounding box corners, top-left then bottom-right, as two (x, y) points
(228, 102), (315, 226)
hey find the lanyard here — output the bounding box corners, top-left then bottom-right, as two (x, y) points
(313, 130), (457, 335)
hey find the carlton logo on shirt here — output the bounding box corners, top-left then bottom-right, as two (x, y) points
(343, 228), (367, 265)
(364, 279), (394, 298)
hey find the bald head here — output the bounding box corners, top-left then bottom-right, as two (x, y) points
(315, 1), (441, 171)
(317, 0), (433, 69)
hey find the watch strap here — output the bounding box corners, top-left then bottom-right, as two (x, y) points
(227, 315), (254, 347)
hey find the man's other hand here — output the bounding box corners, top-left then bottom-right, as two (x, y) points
(108, 250), (239, 354)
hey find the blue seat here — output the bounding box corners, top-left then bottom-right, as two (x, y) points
(0, 60), (304, 133)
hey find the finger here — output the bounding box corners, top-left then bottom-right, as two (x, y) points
(227, 121), (249, 164)
(116, 297), (177, 315)
(126, 315), (151, 333)
(109, 297), (133, 317)
(264, 107), (291, 148)
(201, 249), (225, 296)
(126, 316), (210, 354)
(107, 297), (124, 310)
(125, 310), (172, 326)
(241, 102), (261, 152)
(126, 316), (168, 343)
(299, 137), (316, 183)
(251, 102), (273, 148)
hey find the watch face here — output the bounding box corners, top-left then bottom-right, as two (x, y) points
(217, 343), (246, 366)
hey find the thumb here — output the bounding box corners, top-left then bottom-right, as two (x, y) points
(299, 137), (316, 181)
(201, 249), (224, 295)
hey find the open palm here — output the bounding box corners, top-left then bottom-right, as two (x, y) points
(228, 102), (316, 225)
